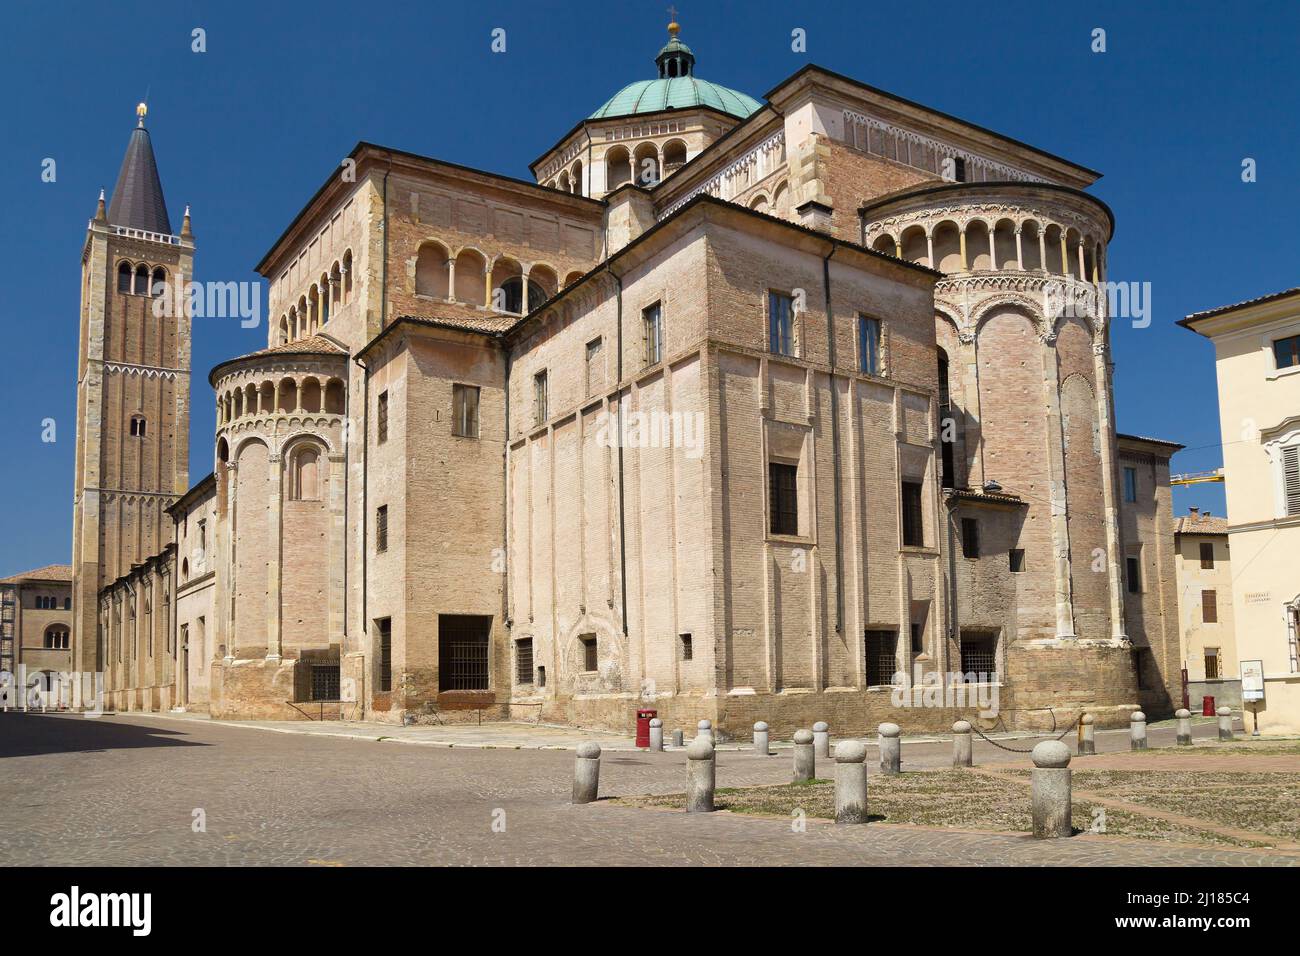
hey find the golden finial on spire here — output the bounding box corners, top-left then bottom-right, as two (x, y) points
(136, 102), (147, 126)
(667, 5), (679, 36)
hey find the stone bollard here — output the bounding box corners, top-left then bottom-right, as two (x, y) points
(792, 729), (816, 783)
(686, 738), (716, 812)
(1031, 740), (1072, 839)
(952, 720), (973, 767)
(1130, 711), (1147, 751)
(696, 719), (713, 745)
(1079, 713), (1096, 755)
(672, 729), (684, 748)
(834, 740), (869, 824)
(649, 717), (664, 752)
(813, 721), (831, 758)
(1217, 706), (1234, 741)
(753, 721), (770, 756)
(1175, 708), (1192, 746)
(572, 742), (601, 804)
(878, 722), (901, 775)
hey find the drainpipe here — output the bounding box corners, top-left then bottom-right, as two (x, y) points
(607, 264), (629, 636)
(502, 342), (512, 634)
(353, 353), (370, 666)
(821, 243), (845, 633)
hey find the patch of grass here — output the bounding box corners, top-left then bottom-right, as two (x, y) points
(614, 766), (1293, 848)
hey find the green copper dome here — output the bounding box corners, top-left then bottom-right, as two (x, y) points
(589, 25), (763, 120)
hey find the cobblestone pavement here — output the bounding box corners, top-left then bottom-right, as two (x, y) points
(2, 712), (1292, 867)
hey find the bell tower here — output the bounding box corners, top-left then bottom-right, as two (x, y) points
(70, 104), (193, 674)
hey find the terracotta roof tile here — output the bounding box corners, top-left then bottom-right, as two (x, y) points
(1175, 513), (1229, 535)
(0, 563), (73, 585)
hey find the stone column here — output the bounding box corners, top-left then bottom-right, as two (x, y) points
(958, 227), (969, 271)
(1015, 227), (1024, 270)
(572, 742), (600, 804)
(925, 231), (935, 269)
(1130, 710), (1147, 750)
(1038, 231), (1047, 271)
(1059, 234), (1069, 276)
(753, 721), (769, 755)
(1079, 712), (1096, 754)
(834, 740), (869, 824)
(672, 728), (684, 748)
(792, 729), (815, 783)
(648, 717), (663, 752)
(1176, 708), (1192, 746)
(813, 721), (830, 758)
(446, 258), (456, 303)
(1031, 740), (1072, 839)
(266, 453), (284, 661)
(686, 738), (715, 812)
(1218, 706), (1234, 740)
(878, 722), (901, 774)
(952, 720), (973, 767)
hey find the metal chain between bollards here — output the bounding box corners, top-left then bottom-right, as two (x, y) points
(962, 709), (1081, 753)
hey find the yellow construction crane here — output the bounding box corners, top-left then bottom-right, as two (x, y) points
(1170, 468), (1225, 486)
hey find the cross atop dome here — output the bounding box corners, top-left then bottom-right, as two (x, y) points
(657, 11), (695, 78)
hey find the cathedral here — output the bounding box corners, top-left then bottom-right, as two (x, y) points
(70, 23), (1183, 734)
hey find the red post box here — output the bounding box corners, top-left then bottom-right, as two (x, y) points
(1202, 695), (1216, 717)
(636, 708), (657, 748)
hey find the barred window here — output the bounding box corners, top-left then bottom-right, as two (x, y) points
(865, 630), (897, 686)
(768, 462), (798, 536)
(376, 505), (388, 553)
(515, 638), (534, 685)
(453, 383), (480, 438)
(377, 618), (392, 692)
(377, 390), (389, 444)
(679, 633), (693, 661)
(959, 633), (996, 680)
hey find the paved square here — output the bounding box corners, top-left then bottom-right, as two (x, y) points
(2, 712), (1295, 866)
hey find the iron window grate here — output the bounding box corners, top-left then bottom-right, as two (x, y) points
(310, 665), (340, 702)
(959, 635), (996, 681)
(865, 630), (897, 686)
(439, 615), (491, 691)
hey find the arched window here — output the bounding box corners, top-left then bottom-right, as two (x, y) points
(633, 143), (661, 186)
(663, 139), (687, 175)
(117, 262), (133, 293)
(151, 267), (167, 297)
(606, 147), (631, 191)
(290, 445), (321, 501)
(499, 277), (546, 315)
(134, 264), (150, 295)
(415, 242), (450, 298)
(44, 625), (70, 650)
(130, 414), (147, 438)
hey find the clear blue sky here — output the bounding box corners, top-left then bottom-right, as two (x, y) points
(1, 0), (1296, 576)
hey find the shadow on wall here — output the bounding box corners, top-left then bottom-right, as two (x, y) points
(0, 713), (208, 759)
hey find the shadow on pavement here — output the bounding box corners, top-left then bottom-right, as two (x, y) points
(0, 712), (208, 759)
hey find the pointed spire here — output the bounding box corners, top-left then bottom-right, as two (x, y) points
(181, 204), (192, 240)
(107, 103), (171, 234)
(94, 188), (107, 223)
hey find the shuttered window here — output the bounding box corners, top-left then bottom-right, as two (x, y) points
(1285, 445), (1300, 517)
(1199, 541), (1214, 569)
(1202, 589), (1218, 624)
